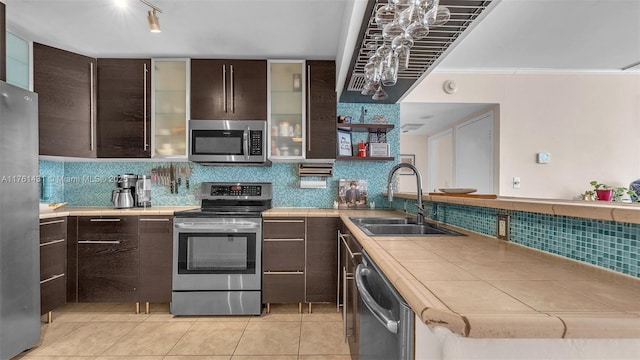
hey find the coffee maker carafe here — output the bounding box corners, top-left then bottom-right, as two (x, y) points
(112, 174), (137, 209)
(135, 175), (152, 208)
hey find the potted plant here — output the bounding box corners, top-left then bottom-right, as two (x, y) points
(589, 181), (613, 201)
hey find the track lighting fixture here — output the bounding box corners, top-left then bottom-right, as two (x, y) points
(147, 9), (161, 33)
(139, 0), (163, 33)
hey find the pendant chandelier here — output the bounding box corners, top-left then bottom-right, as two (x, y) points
(361, 0), (451, 100)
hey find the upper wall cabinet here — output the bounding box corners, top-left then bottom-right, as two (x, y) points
(269, 60), (305, 161)
(306, 60), (336, 160)
(268, 60), (337, 162)
(152, 59), (189, 158)
(190, 59), (267, 120)
(34, 43), (97, 158)
(97, 58), (151, 158)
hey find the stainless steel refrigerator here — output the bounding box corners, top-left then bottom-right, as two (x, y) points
(0, 81), (41, 359)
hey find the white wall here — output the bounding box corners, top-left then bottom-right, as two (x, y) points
(399, 134), (428, 193)
(402, 72), (640, 199)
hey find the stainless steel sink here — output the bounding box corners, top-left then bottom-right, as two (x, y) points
(349, 217), (465, 237)
(350, 217), (417, 225)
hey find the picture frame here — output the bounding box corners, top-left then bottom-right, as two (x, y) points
(399, 154), (415, 175)
(338, 179), (368, 209)
(337, 130), (353, 156)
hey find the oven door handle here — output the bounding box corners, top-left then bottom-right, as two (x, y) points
(355, 264), (399, 334)
(175, 222), (259, 230)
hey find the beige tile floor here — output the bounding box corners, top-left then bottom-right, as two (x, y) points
(13, 303), (350, 360)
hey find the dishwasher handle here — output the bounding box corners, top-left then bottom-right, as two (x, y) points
(355, 264), (399, 334)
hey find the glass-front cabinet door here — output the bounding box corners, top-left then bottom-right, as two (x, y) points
(152, 59), (189, 158)
(268, 60), (305, 161)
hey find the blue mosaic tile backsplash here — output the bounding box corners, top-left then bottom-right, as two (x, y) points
(391, 200), (640, 278)
(39, 102), (401, 209)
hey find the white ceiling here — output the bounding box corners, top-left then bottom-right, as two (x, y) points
(4, 0), (639, 136)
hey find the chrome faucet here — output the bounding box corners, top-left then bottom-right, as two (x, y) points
(387, 163), (424, 225)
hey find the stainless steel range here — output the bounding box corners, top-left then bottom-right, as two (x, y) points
(172, 182), (272, 315)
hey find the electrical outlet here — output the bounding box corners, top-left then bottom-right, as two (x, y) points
(497, 213), (510, 241)
(513, 177), (521, 189)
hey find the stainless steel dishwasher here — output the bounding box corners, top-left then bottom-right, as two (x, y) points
(355, 250), (414, 360)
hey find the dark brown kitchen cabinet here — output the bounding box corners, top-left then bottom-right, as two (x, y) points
(97, 58), (151, 158)
(191, 59), (267, 120)
(34, 43), (97, 158)
(338, 224), (362, 359)
(262, 217), (306, 308)
(306, 60), (337, 159)
(39, 217), (67, 319)
(305, 217), (340, 303)
(138, 216), (173, 308)
(77, 216), (139, 302)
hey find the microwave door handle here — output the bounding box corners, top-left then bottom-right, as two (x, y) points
(243, 127), (250, 160)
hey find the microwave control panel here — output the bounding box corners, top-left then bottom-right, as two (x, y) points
(250, 130), (263, 155)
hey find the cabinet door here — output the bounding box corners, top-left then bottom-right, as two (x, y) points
(97, 58), (151, 158)
(138, 216), (173, 303)
(34, 43), (96, 158)
(190, 59), (227, 120)
(77, 217), (139, 302)
(306, 217), (340, 303)
(191, 59), (267, 120)
(153, 59), (188, 157)
(306, 60), (336, 159)
(228, 60), (267, 120)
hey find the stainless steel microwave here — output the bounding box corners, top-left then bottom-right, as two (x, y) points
(188, 120), (268, 165)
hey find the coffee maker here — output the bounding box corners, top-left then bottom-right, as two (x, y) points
(112, 174), (137, 209)
(135, 175), (152, 208)
(112, 174), (152, 209)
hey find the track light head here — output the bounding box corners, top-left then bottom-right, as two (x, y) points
(147, 9), (161, 33)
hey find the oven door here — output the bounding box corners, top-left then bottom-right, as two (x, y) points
(173, 217), (262, 291)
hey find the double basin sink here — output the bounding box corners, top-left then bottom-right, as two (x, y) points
(350, 217), (465, 237)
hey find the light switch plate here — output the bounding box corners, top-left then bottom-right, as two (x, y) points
(497, 213), (510, 241)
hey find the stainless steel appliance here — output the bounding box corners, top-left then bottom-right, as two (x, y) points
(188, 119), (269, 165)
(172, 182), (272, 315)
(356, 250), (414, 360)
(0, 81), (41, 359)
(135, 175), (152, 207)
(112, 174), (136, 209)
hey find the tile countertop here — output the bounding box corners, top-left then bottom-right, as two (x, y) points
(41, 206), (640, 339)
(391, 192), (640, 224)
(39, 206), (199, 219)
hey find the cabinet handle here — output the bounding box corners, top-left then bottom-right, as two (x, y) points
(342, 266), (348, 341)
(264, 219), (305, 223)
(89, 218), (121, 222)
(222, 64), (227, 113)
(140, 218), (171, 222)
(307, 64), (311, 152)
(90, 62), (95, 151)
(40, 239), (65, 247)
(143, 62), (149, 151)
(263, 271), (303, 275)
(264, 238), (304, 242)
(340, 232), (360, 260)
(78, 240), (121, 244)
(40, 219), (65, 226)
(40, 273), (64, 285)
(230, 64), (235, 113)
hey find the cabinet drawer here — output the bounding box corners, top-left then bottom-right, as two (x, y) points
(40, 240), (66, 280)
(40, 274), (66, 315)
(263, 218), (305, 239)
(139, 216), (173, 233)
(263, 239), (305, 271)
(40, 217), (67, 243)
(262, 272), (304, 303)
(78, 216), (138, 239)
